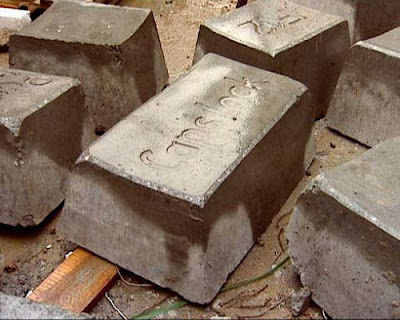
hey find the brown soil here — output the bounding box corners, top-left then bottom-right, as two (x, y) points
(0, 0), (368, 319)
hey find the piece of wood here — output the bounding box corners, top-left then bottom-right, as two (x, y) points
(29, 247), (117, 314)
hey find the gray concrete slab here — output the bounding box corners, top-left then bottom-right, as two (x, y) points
(9, 0), (168, 133)
(0, 8), (30, 50)
(327, 27), (400, 147)
(193, 0), (350, 117)
(287, 137), (400, 319)
(0, 293), (91, 319)
(288, 0), (400, 44)
(58, 54), (315, 304)
(0, 67), (92, 226)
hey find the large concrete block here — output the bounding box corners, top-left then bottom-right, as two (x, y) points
(287, 137), (400, 319)
(193, 0), (350, 117)
(327, 27), (400, 147)
(58, 54), (315, 304)
(9, 0), (168, 133)
(0, 67), (92, 226)
(0, 293), (91, 319)
(288, 0), (400, 44)
(0, 8), (30, 50)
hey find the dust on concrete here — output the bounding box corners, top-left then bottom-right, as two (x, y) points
(0, 0), (367, 318)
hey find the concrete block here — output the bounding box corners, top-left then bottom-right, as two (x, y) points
(58, 54), (315, 304)
(9, 0), (168, 133)
(287, 137), (400, 319)
(194, 0), (350, 117)
(327, 27), (400, 147)
(0, 67), (92, 226)
(288, 0), (400, 44)
(0, 8), (30, 50)
(0, 293), (91, 319)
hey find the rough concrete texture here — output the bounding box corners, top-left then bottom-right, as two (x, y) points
(58, 53), (315, 304)
(327, 27), (400, 147)
(288, 0), (400, 44)
(291, 287), (311, 317)
(0, 293), (91, 319)
(0, 67), (92, 226)
(287, 137), (400, 319)
(9, 0), (168, 132)
(0, 8), (30, 50)
(193, 0), (350, 117)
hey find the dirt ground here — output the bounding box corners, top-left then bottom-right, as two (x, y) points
(0, 0), (368, 318)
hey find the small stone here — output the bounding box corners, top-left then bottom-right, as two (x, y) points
(291, 287), (312, 317)
(329, 142), (336, 149)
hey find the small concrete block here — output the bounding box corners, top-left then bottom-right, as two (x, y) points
(9, 0), (168, 132)
(0, 293), (91, 319)
(287, 137), (400, 319)
(0, 67), (91, 226)
(288, 0), (400, 44)
(0, 8), (30, 50)
(327, 27), (400, 147)
(58, 54), (315, 304)
(194, 0), (350, 117)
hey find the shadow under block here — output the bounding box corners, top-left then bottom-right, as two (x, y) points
(0, 67), (91, 226)
(58, 54), (315, 304)
(327, 27), (400, 147)
(9, 0), (168, 132)
(288, 0), (400, 44)
(288, 137), (400, 319)
(193, 0), (350, 117)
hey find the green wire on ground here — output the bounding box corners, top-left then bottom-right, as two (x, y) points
(131, 255), (290, 319)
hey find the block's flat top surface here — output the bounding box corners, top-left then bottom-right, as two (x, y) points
(362, 26), (400, 57)
(86, 53), (307, 207)
(203, 0), (343, 56)
(15, 0), (150, 45)
(0, 67), (78, 134)
(317, 137), (400, 240)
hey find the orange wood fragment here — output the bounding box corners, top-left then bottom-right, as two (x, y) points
(29, 247), (117, 314)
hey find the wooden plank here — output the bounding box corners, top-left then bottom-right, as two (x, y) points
(29, 247), (117, 314)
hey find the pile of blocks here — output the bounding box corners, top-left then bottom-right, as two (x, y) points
(0, 0), (399, 316)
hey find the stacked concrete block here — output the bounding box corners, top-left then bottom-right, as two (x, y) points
(58, 54), (315, 304)
(9, 0), (168, 133)
(288, 137), (400, 319)
(194, 0), (350, 117)
(289, 0), (400, 44)
(0, 293), (91, 319)
(0, 8), (31, 50)
(0, 67), (92, 226)
(327, 27), (400, 147)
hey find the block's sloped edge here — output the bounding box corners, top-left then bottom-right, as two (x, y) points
(203, 0), (345, 57)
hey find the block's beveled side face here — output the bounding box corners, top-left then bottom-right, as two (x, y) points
(204, 0), (341, 55)
(0, 67), (77, 134)
(87, 54), (306, 206)
(327, 39), (400, 147)
(364, 26), (400, 56)
(16, 0), (149, 45)
(318, 137), (400, 240)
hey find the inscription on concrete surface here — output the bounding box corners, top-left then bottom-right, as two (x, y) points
(194, 0), (350, 117)
(87, 59), (302, 203)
